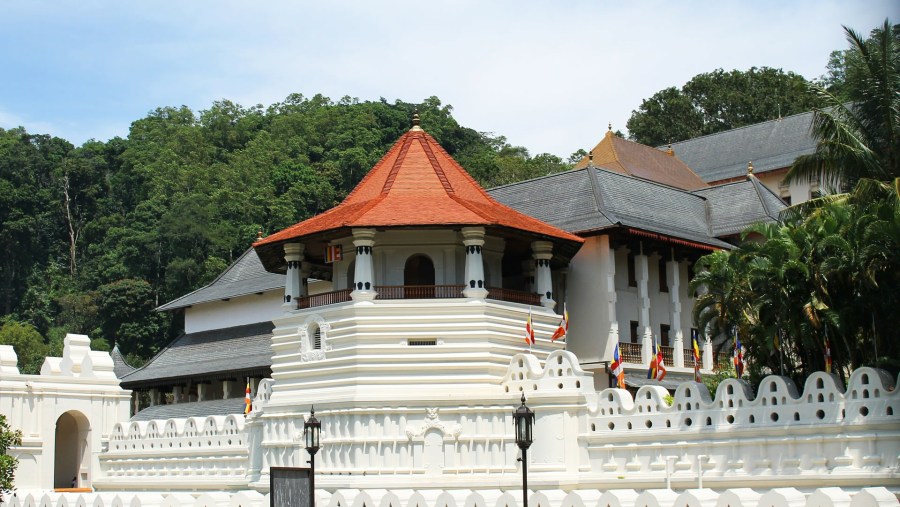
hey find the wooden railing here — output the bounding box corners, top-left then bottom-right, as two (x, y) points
(296, 285), (545, 309)
(619, 342), (642, 363)
(659, 346), (674, 366)
(298, 289), (352, 309)
(486, 287), (542, 306)
(375, 285), (465, 300)
(684, 349), (697, 368)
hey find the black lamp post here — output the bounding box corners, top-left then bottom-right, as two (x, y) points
(304, 406), (321, 507)
(513, 394), (535, 507)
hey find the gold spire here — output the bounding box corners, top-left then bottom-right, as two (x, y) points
(588, 150), (593, 166)
(608, 122), (612, 132)
(666, 141), (674, 157)
(257, 228), (263, 241)
(747, 161), (754, 175)
(411, 108), (422, 131)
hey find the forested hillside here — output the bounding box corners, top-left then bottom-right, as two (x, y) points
(0, 94), (573, 369)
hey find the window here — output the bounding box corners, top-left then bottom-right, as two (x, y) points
(313, 326), (322, 350)
(627, 252), (637, 287)
(660, 324), (670, 347)
(629, 321), (639, 343)
(658, 258), (668, 293)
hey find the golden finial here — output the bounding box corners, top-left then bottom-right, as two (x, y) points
(588, 150), (593, 165)
(256, 228), (263, 240)
(666, 141), (674, 156)
(608, 122), (612, 132)
(747, 161), (754, 175)
(411, 108), (422, 131)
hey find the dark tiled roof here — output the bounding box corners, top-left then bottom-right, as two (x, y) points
(156, 248), (284, 311)
(120, 322), (274, 387)
(130, 398), (247, 421)
(692, 176), (786, 237)
(668, 111), (816, 183)
(489, 167), (733, 249)
(111, 345), (136, 379)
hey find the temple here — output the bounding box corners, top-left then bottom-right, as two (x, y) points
(1, 115), (896, 506)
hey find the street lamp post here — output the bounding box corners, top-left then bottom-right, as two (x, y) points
(304, 406), (321, 507)
(513, 394), (535, 507)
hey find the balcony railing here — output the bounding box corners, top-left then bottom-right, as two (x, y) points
(376, 285), (465, 300)
(296, 285), (542, 309)
(619, 342), (642, 363)
(486, 287), (541, 306)
(298, 289), (352, 309)
(684, 349), (697, 368)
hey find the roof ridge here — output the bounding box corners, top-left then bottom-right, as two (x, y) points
(418, 135), (455, 194)
(586, 167), (619, 225)
(381, 133), (414, 193)
(748, 175), (781, 220)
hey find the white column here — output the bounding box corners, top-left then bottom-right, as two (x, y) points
(532, 240), (556, 309)
(197, 383), (208, 402)
(172, 385), (182, 405)
(283, 242), (305, 308)
(600, 238), (619, 358)
(149, 388), (158, 406)
(636, 245), (653, 364)
(223, 379), (236, 399)
(703, 337), (714, 371)
(669, 253), (685, 367)
(462, 227), (489, 299)
(351, 228), (377, 301)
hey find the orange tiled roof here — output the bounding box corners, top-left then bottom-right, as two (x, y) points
(574, 131), (708, 191)
(255, 127), (584, 249)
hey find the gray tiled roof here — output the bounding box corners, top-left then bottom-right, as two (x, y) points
(156, 248), (285, 311)
(668, 111), (816, 183)
(111, 345), (136, 379)
(489, 167), (733, 249)
(130, 398), (246, 421)
(692, 177), (785, 237)
(120, 322), (274, 387)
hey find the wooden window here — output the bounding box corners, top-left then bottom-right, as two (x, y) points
(658, 258), (668, 293)
(629, 321), (639, 343)
(627, 252), (637, 287)
(660, 324), (670, 347)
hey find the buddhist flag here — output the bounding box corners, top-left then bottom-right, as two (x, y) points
(325, 245), (343, 263)
(692, 330), (702, 383)
(647, 340), (659, 379)
(733, 331), (745, 378)
(243, 380), (252, 416)
(524, 308), (535, 346)
(824, 339), (832, 373)
(610, 342), (625, 388)
(551, 304), (568, 342)
(655, 336), (667, 381)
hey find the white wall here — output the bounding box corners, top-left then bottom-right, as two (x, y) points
(0, 337), (131, 491)
(184, 291), (284, 334)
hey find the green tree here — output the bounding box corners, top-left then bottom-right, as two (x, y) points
(0, 414), (22, 501)
(97, 279), (167, 360)
(786, 19), (900, 190)
(0, 319), (49, 374)
(627, 67), (820, 146)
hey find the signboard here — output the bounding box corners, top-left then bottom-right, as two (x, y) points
(270, 467), (310, 507)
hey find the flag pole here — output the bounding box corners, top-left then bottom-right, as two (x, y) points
(779, 329), (784, 377)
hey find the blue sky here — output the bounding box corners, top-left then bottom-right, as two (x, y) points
(0, 1), (896, 157)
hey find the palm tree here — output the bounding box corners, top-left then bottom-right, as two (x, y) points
(786, 19), (899, 190)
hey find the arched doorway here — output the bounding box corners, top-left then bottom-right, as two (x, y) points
(404, 254), (435, 298)
(54, 411), (90, 489)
